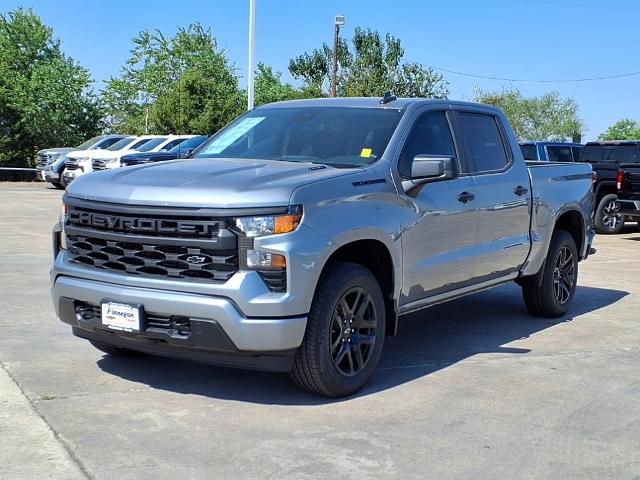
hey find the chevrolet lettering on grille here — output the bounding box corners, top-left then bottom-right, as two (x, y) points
(68, 211), (219, 237)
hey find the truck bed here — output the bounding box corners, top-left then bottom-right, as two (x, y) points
(522, 160), (594, 277)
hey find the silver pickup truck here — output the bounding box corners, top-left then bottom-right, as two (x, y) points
(51, 97), (595, 396)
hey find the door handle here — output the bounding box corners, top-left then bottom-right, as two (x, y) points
(457, 191), (475, 203)
(514, 185), (529, 196)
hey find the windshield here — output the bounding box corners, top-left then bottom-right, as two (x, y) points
(169, 135), (208, 153)
(136, 137), (168, 152)
(76, 136), (103, 149)
(194, 107), (403, 167)
(107, 137), (136, 151)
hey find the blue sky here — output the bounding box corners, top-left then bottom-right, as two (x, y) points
(3, 0), (639, 140)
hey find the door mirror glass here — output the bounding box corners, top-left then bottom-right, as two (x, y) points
(411, 155), (456, 182)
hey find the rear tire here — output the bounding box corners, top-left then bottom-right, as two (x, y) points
(89, 340), (144, 358)
(51, 181), (65, 190)
(594, 194), (624, 234)
(522, 230), (578, 318)
(290, 261), (386, 397)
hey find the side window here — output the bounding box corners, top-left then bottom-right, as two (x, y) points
(571, 146), (583, 162)
(547, 146), (573, 162)
(610, 145), (640, 164)
(457, 112), (509, 173)
(99, 138), (121, 149)
(162, 139), (183, 150)
(520, 144), (538, 161)
(398, 111), (455, 178)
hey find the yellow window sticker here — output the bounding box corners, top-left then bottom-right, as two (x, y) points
(360, 148), (372, 158)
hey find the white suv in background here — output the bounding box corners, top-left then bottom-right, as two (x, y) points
(64, 136), (139, 184)
(92, 135), (195, 171)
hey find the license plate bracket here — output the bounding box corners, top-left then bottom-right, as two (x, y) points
(101, 301), (143, 332)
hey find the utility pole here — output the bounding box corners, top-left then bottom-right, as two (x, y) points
(331, 15), (345, 97)
(247, 0), (256, 110)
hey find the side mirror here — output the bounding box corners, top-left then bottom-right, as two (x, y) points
(410, 155), (457, 183)
(182, 148), (195, 158)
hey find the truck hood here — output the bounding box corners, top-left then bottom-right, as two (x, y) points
(66, 157), (360, 208)
(37, 147), (78, 155)
(66, 149), (105, 160)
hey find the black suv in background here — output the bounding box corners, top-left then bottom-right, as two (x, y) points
(580, 141), (640, 234)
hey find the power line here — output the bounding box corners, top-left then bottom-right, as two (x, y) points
(432, 67), (640, 83)
(516, 0), (640, 12)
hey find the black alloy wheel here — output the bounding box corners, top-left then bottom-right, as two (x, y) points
(330, 287), (377, 377)
(552, 245), (575, 305)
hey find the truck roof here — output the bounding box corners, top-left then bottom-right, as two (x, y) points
(519, 141), (584, 147)
(256, 97), (501, 113)
(585, 140), (640, 146)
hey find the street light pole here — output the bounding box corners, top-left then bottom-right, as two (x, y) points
(247, 0), (256, 110)
(331, 15), (345, 97)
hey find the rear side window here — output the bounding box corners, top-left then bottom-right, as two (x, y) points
(571, 146), (583, 162)
(610, 145), (640, 164)
(398, 111), (456, 178)
(546, 146), (573, 162)
(520, 144), (538, 161)
(457, 113), (509, 173)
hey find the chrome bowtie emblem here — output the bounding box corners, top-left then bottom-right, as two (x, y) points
(186, 255), (206, 264)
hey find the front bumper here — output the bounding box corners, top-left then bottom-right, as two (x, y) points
(616, 199), (640, 218)
(43, 169), (60, 182)
(53, 276), (305, 371)
(63, 168), (88, 183)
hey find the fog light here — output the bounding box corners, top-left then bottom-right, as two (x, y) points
(246, 250), (286, 269)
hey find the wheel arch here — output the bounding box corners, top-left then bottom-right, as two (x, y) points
(594, 181), (617, 205)
(554, 209), (585, 256)
(317, 238), (399, 336)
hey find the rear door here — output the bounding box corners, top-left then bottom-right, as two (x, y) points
(397, 108), (478, 303)
(452, 110), (531, 281)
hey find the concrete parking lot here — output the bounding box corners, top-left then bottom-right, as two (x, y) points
(1, 182), (639, 479)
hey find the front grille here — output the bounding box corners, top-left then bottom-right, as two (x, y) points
(65, 159), (80, 170)
(36, 154), (49, 169)
(92, 159), (108, 170)
(65, 204), (239, 283)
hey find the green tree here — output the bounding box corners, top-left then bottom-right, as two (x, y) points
(0, 8), (102, 167)
(474, 88), (584, 141)
(289, 27), (448, 99)
(253, 63), (321, 106)
(598, 119), (640, 140)
(103, 23), (242, 134)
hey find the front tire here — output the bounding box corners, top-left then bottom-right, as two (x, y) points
(594, 194), (624, 234)
(59, 169), (69, 189)
(522, 230), (578, 318)
(290, 262), (386, 397)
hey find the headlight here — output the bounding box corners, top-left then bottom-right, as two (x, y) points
(47, 153), (60, 163)
(233, 208), (302, 237)
(233, 207), (302, 274)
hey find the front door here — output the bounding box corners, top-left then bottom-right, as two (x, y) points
(397, 109), (478, 306)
